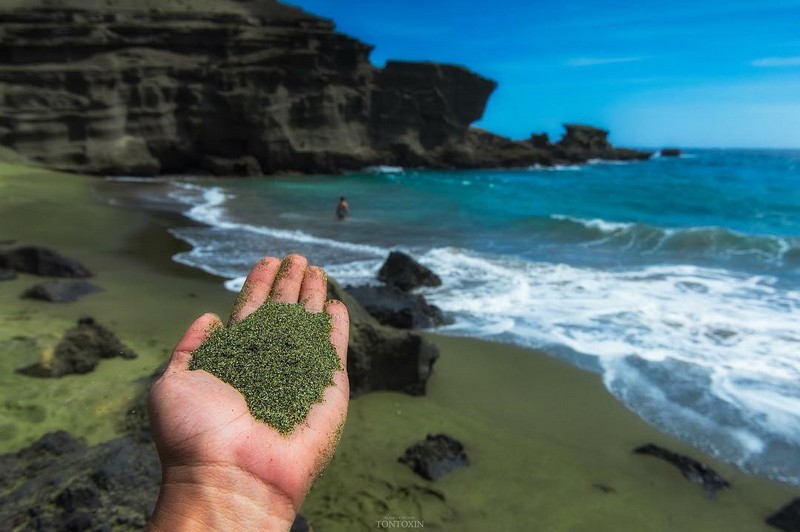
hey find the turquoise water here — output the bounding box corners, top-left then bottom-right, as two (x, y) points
(108, 149), (800, 486)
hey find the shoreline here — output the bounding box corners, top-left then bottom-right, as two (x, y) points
(0, 164), (797, 530)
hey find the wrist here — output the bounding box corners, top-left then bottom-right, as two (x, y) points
(148, 464), (296, 531)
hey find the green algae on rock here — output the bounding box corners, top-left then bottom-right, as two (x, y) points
(189, 301), (340, 435)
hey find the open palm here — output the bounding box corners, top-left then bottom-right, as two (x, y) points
(148, 255), (349, 529)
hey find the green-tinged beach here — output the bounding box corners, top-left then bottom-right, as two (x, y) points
(0, 165), (796, 531)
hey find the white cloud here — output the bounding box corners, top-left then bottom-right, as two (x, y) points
(751, 56), (800, 67)
(567, 56), (643, 67)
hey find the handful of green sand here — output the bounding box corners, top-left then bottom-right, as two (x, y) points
(189, 300), (340, 435)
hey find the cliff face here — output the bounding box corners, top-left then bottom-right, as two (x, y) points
(0, 0), (648, 176)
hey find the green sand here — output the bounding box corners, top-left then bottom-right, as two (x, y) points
(190, 301), (339, 435)
(0, 164), (797, 530)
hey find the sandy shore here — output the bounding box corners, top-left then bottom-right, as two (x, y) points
(0, 164), (796, 531)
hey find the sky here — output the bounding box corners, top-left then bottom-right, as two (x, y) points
(285, 0), (800, 148)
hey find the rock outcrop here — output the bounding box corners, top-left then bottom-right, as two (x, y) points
(327, 278), (439, 397)
(633, 443), (731, 498)
(22, 280), (103, 303)
(0, 246), (92, 278)
(0, 430), (312, 531)
(399, 434), (470, 481)
(554, 124), (651, 163)
(377, 251), (442, 292)
(17, 317), (137, 378)
(0, 0), (650, 176)
(0, 431), (161, 531)
(346, 285), (450, 330)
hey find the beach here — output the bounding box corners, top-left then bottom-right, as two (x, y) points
(0, 164), (797, 530)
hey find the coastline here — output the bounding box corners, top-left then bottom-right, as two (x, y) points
(0, 165), (796, 530)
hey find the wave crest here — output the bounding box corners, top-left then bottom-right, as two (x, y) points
(541, 215), (798, 266)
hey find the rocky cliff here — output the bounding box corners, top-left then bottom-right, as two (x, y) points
(0, 0), (650, 176)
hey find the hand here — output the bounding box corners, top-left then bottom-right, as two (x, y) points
(147, 254), (349, 531)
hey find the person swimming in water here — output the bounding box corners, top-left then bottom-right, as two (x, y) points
(336, 196), (349, 221)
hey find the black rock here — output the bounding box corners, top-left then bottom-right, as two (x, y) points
(348, 322), (439, 397)
(291, 514), (312, 532)
(377, 251), (442, 292)
(633, 443), (731, 497)
(0, 268), (16, 281)
(767, 498), (800, 532)
(22, 280), (103, 303)
(660, 148), (682, 157)
(327, 278), (440, 398)
(346, 285), (451, 329)
(17, 317), (137, 378)
(0, 246), (92, 278)
(399, 434), (469, 481)
(0, 431), (160, 532)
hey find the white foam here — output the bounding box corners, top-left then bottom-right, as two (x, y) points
(170, 181), (389, 258)
(224, 276), (246, 292)
(323, 259), (384, 286)
(411, 246), (800, 482)
(551, 214), (635, 233)
(367, 165), (404, 174)
(527, 163), (583, 171)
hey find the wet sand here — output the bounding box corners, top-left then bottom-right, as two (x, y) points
(0, 164), (796, 531)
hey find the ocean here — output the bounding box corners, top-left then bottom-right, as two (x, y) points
(106, 149), (800, 486)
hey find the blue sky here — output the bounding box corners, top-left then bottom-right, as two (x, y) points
(285, 0), (800, 148)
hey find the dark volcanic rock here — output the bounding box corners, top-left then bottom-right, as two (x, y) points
(17, 317), (136, 378)
(0, 246), (92, 277)
(348, 322), (439, 397)
(634, 443), (731, 497)
(369, 61), (496, 163)
(0, 431), (160, 532)
(660, 148), (682, 157)
(0, 268), (16, 280)
(22, 279), (103, 302)
(377, 251), (442, 292)
(346, 284), (451, 329)
(327, 278), (439, 397)
(555, 124), (652, 163)
(0, 0), (497, 176)
(0, 1), (649, 175)
(767, 498), (800, 532)
(1, 414), (313, 531)
(399, 434), (469, 481)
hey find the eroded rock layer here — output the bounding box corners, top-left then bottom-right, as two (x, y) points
(0, 0), (649, 175)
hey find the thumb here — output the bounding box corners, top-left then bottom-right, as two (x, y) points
(167, 313), (223, 373)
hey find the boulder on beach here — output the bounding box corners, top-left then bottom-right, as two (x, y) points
(346, 284), (451, 329)
(377, 251), (442, 292)
(348, 322), (439, 397)
(0, 246), (92, 278)
(22, 280), (103, 303)
(328, 278), (440, 397)
(399, 434), (470, 481)
(17, 317), (137, 378)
